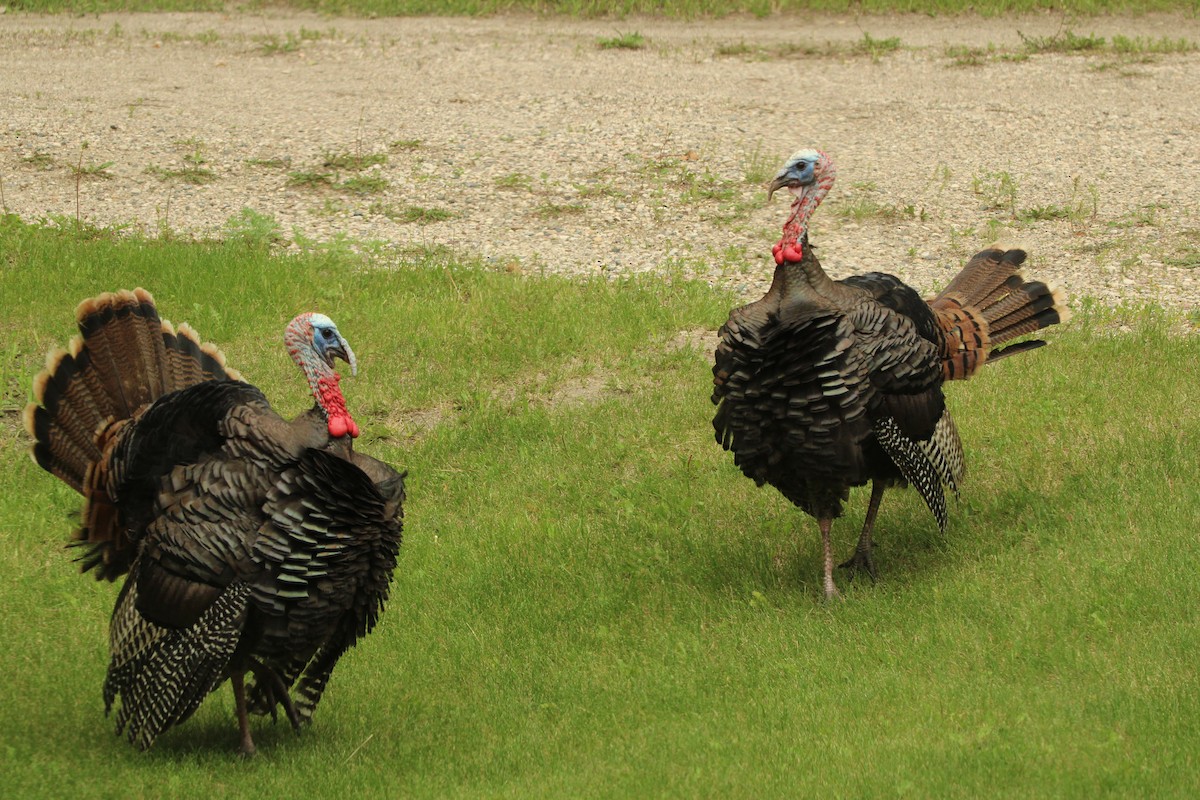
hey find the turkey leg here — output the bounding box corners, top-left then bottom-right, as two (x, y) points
(231, 672), (256, 757)
(819, 517), (840, 600)
(839, 481), (885, 581)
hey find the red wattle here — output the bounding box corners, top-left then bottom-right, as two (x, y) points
(780, 244), (803, 263)
(317, 373), (360, 439)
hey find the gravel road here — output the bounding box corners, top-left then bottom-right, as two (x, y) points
(2, 11), (1199, 308)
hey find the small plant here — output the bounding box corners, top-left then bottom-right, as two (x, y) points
(70, 160), (115, 180)
(681, 172), (738, 204)
(340, 174), (389, 195)
(21, 152), (55, 169)
(741, 141), (775, 186)
(972, 170), (1019, 218)
(245, 156), (292, 169)
(369, 203), (455, 224)
(495, 172), (534, 191)
(1017, 205), (1070, 222)
(222, 208), (284, 250)
(288, 170), (336, 188)
(597, 31), (646, 51)
(533, 202), (587, 220)
(833, 198), (922, 223)
(1111, 35), (1197, 55)
(257, 32), (302, 56)
(389, 139), (423, 151)
(1019, 29), (1106, 54)
(323, 151), (388, 171)
(574, 181), (627, 200)
(853, 32), (902, 61)
(715, 41), (757, 58)
(944, 44), (994, 67)
(144, 139), (216, 184)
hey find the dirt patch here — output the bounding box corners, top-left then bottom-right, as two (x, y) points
(2, 11), (1199, 309)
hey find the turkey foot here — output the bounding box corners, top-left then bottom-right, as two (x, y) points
(838, 547), (878, 582)
(251, 661), (303, 732)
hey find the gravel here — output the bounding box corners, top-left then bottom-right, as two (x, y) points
(2, 11), (1199, 307)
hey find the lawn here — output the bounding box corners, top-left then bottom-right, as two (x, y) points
(0, 216), (1197, 797)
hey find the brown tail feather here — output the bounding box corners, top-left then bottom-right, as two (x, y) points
(24, 288), (241, 579)
(929, 248), (1070, 381)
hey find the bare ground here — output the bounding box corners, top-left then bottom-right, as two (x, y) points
(2, 11), (1199, 309)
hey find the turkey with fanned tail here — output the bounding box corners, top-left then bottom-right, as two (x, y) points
(25, 289), (405, 755)
(712, 150), (1069, 599)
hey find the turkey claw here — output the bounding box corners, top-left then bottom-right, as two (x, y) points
(838, 549), (878, 583)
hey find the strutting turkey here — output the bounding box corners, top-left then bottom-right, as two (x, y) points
(712, 150), (1069, 599)
(24, 289), (405, 755)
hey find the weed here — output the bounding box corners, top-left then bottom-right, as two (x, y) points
(972, 170), (1019, 217)
(852, 32), (902, 61)
(833, 198), (922, 223)
(1019, 29), (1107, 54)
(146, 163), (215, 185)
(597, 31), (646, 50)
(323, 151), (388, 171)
(245, 156), (292, 169)
(389, 139), (423, 151)
(944, 43), (994, 67)
(340, 174), (390, 195)
(21, 152), (55, 169)
(222, 208), (284, 250)
(715, 41), (756, 58)
(741, 141), (775, 186)
(533, 202), (587, 220)
(1110, 35), (1197, 54)
(288, 170), (336, 188)
(495, 172), (534, 191)
(1018, 205), (1070, 222)
(369, 203), (455, 224)
(257, 32), (302, 56)
(1164, 247), (1200, 269)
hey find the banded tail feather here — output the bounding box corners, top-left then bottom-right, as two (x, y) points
(24, 288), (240, 580)
(930, 248), (1070, 381)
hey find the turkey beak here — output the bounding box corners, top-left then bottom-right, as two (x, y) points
(329, 335), (358, 377)
(767, 173), (792, 202)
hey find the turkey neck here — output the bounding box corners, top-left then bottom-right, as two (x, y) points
(769, 236), (841, 301)
(284, 317), (360, 439)
(771, 168), (841, 302)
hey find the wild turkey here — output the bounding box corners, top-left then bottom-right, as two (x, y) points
(24, 289), (405, 755)
(712, 149), (1069, 599)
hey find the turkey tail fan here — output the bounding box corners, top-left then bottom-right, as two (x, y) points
(24, 288), (242, 580)
(929, 248), (1070, 380)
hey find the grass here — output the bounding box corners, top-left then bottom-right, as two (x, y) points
(1, 216), (1199, 796)
(287, 169), (336, 188)
(323, 151), (388, 172)
(368, 202), (455, 224)
(340, 174), (390, 195)
(146, 140), (217, 185)
(833, 197), (924, 223)
(596, 31), (646, 50)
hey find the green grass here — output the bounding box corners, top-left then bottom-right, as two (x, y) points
(597, 30), (646, 50)
(5, 0), (1198, 15)
(1, 217), (1199, 797)
(368, 202), (456, 224)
